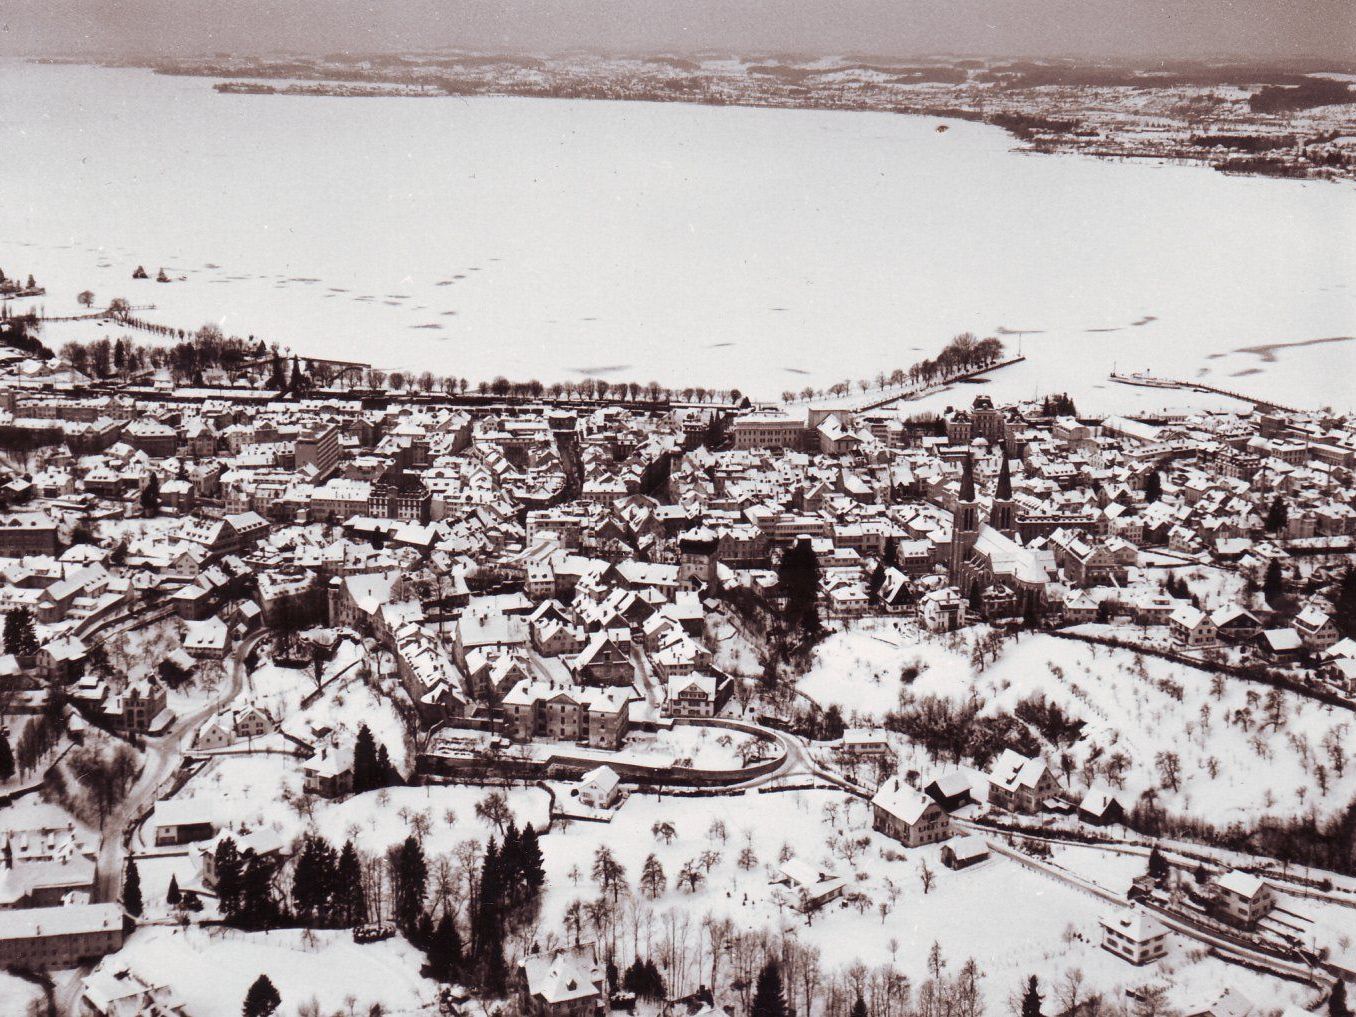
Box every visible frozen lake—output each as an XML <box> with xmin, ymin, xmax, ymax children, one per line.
<box><xmin>1</xmin><ymin>61</ymin><xmax>1354</xmax><ymax>407</ymax></box>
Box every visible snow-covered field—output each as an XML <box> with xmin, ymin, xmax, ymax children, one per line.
<box><xmin>531</xmin><ymin>790</ymin><xmax>1318</xmax><ymax>1013</ymax></box>
<box><xmin>312</xmin><ymin>784</ymin><xmax>551</xmax><ymax>857</ymax></box>
<box><xmin>145</xmin><ymin>754</ymin><xmax>307</xmax><ymax>850</ymax></box>
<box><xmin>801</xmin><ymin>621</ymin><xmax>1356</xmax><ymax>825</ymax></box>
<box><xmin>106</xmin><ymin>926</ymin><xmax>438</xmax><ymax>1017</ymax></box>
<box><xmin>4</xmin><ymin>61</ymin><xmax>1355</xmax><ymax>407</ymax></box>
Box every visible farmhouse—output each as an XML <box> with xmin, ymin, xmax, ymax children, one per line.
<box><xmin>871</xmin><ymin>778</ymin><xmax>952</xmax><ymax>847</ymax></box>
<box><xmin>923</xmin><ymin>772</ymin><xmax>974</xmax><ymax>812</ymax></box>
<box><xmin>986</xmin><ymin>749</ymin><xmax>1065</xmax><ymax>814</ymax></box>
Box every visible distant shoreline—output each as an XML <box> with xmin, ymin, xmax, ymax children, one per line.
<box><xmin>62</xmin><ymin>52</ymin><xmax>1356</xmax><ymax>185</ymax></box>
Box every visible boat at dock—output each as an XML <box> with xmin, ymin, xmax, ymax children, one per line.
<box><xmin>1109</xmin><ymin>368</ymin><xmax>1180</xmax><ymax>390</ymax></box>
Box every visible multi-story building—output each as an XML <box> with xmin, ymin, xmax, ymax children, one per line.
<box><xmin>0</xmin><ymin>903</ymin><xmax>125</xmax><ymax>968</ymax></box>
<box><xmin>1099</xmin><ymin>911</ymin><xmax>1169</xmax><ymax>965</ymax></box>
<box><xmin>500</xmin><ymin>679</ymin><xmax>629</xmax><ymax>749</ymax></box>
<box><xmin>294</xmin><ymin>424</ymin><xmax>340</xmax><ymax>479</ymax></box>
<box><xmin>0</xmin><ymin>512</ymin><xmax>60</xmax><ymax>556</ymax></box>
<box><xmin>731</xmin><ymin>414</ymin><xmax>807</xmax><ymax>451</ymax></box>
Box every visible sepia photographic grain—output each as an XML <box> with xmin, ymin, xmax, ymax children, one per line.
<box><xmin>0</xmin><ymin>2</ymin><xmax>1353</xmax><ymax>1016</ymax></box>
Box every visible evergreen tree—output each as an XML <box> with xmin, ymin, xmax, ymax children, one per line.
<box><xmin>0</xmin><ymin>729</ymin><xmax>13</xmax><ymax>783</ymax></box>
<box><xmin>292</xmin><ymin>835</ymin><xmax>337</xmax><ymax>926</ymax></box>
<box><xmin>377</xmin><ymin>743</ymin><xmax>395</xmax><ymax>785</ymax></box>
<box><xmin>821</xmin><ymin>703</ymin><xmax>846</xmax><ymax>740</ymax></box>
<box><xmin>1335</xmin><ymin>568</ymin><xmax>1356</xmax><ymax>638</ymax></box>
<box><xmin>1147</xmin><ymin>845</ymin><xmax>1170</xmax><ymax>882</ymax></box>
<box><xmin>776</xmin><ymin>537</ymin><xmax>821</xmax><ymax>644</ymax></box>
<box><xmin>167</xmin><ymin>873</ymin><xmax>181</xmax><ymax>907</ymax></box>
<box><xmin>519</xmin><ymin>824</ymin><xmax>546</xmax><ymax>896</ymax></box>
<box><xmin>480</xmin><ymin>924</ymin><xmax>507</xmax><ymax>994</ymax></box>
<box><xmin>427</xmin><ymin>911</ymin><xmax>464</xmax><ymax>981</ymax></box>
<box><xmin>140</xmin><ymin>472</ymin><xmax>161</xmax><ymax>517</ymax></box>
<box><xmin>123</xmin><ymin>858</ymin><xmax>143</xmax><ymax>917</ymax></box>
<box><xmin>393</xmin><ymin>835</ymin><xmax>427</xmax><ymax>933</ymax></box>
<box><xmin>643</xmin><ymin>959</ymin><xmax>664</xmax><ymax>1000</ymax></box>
<box><xmin>1265</xmin><ymin>496</ymin><xmax>1288</xmax><ymax>533</ymax></box>
<box><xmin>1263</xmin><ymin>561</ymin><xmax>1284</xmax><ymax>601</ymax></box>
<box><xmin>1020</xmin><ymin>976</ymin><xmax>1043</xmax><ymax>1017</ymax></box>
<box><xmin>353</xmin><ymin>724</ymin><xmax>379</xmax><ymax>794</ymax></box>
<box><xmin>868</xmin><ymin>558</ymin><xmax>886</xmax><ymax>596</ymax></box>
<box><xmin>501</xmin><ymin>822</ymin><xmax>522</xmax><ymax>905</ymax></box>
<box><xmin>415</xmin><ymin>909</ymin><xmax>435</xmax><ymax>950</ymax></box>
<box><xmin>215</xmin><ymin>837</ymin><xmax>243</xmax><ymax>921</ymax></box>
<box><xmin>242</xmin><ymin>974</ymin><xmax>282</xmax><ymax>1017</ymax></box>
<box><xmin>241</xmin><ymin>849</ymin><xmax>277</xmax><ymax>930</ymax></box>
<box><xmin>1330</xmin><ymin>980</ymin><xmax>1350</xmax><ymax>1017</ymax></box>
<box><xmin>336</xmin><ymin>840</ymin><xmax>366</xmax><ymax>926</ymax></box>
<box><xmin>1145</xmin><ymin>469</ymin><xmax>1163</xmax><ymax>503</ymax></box>
<box><xmin>851</xmin><ymin>996</ymin><xmax>868</xmax><ymax>1017</ymax></box>
<box><xmin>3</xmin><ymin>607</ymin><xmax>39</xmax><ymax>658</ymax></box>
<box><xmin>751</xmin><ymin>960</ymin><xmax>787</xmax><ymax>1017</ymax></box>
<box><xmin>473</xmin><ymin>839</ymin><xmax>501</xmax><ymax>956</ymax></box>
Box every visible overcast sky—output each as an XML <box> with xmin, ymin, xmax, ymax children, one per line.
<box><xmin>3</xmin><ymin>0</ymin><xmax>1353</xmax><ymax>62</ymax></box>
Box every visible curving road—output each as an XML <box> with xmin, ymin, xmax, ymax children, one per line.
<box><xmin>92</xmin><ymin>628</ymin><xmax>264</xmax><ymax>903</ymax></box>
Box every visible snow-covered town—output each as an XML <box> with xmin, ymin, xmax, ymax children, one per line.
<box><xmin>0</xmin><ymin>313</ymin><xmax>1353</xmax><ymax>1017</ymax></box>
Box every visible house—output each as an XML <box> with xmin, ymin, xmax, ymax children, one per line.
<box><xmin>194</xmin><ymin>713</ymin><xmax>235</xmax><ymax>751</ymax></box>
<box><xmin>919</xmin><ymin>587</ymin><xmax>965</xmax><ymax>632</ymax></box>
<box><xmin>1078</xmin><ymin>787</ymin><xmax>1127</xmax><ymax>826</ymax></box>
<box><xmin>1169</xmin><ymin>605</ymin><xmax>1217</xmax><ymax>648</ymax></box>
<box><xmin>777</xmin><ymin>859</ymin><xmax>846</xmax><ymax>911</ymax></box>
<box><xmin>1210</xmin><ymin>607</ymin><xmax>1262</xmax><ymax>644</ymax></box>
<box><xmin>923</xmin><ymin>772</ymin><xmax>974</xmax><ymax>812</ymax></box>
<box><xmin>0</xmin><ymin>902</ymin><xmax>125</xmax><ymax>969</ymax></box>
<box><xmin>1294</xmin><ymin>606</ymin><xmax>1339</xmax><ymax>651</ymax></box>
<box><xmin>303</xmin><ymin>744</ymin><xmax>355</xmax><ymax>798</ymax></box>
<box><xmin>1183</xmin><ymin>987</ymin><xmax>1256</xmax><ymax>1017</ymax></box>
<box><xmin>570</xmin><ymin>631</ymin><xmax>635</xmax><ymax>687</ymax></box>
<box><xmin>518</xmin><ymin>943</ymin><xmax>605</xmax><ymax>1017</ymax></box>
<box><xmin>871</xmin><ymin>778</ymin><xmax>952</xmax><ymax>847</ymax></box>
<box><xmin>576</xmin><ymin>765</ymin><xmax>621</xmax><ymax>810</ymax></box>
<box><xmin>940</xmin><ymin>836</ymin><xmax>989</xmax><ymax>870</ymax></box>
<box><xmin>183</xmin><ymin>616</ymin><xmax>231</xmax><ymax>660</ymax></box>
<box><xmin>151</xmin><ymin>798</ymin><xmax>217</xmax><ymax>847</ymax></box>
<box><xmin>1212</xmin><ymin>870</ymin><xmax>1274</xmax><ymax>927</ymax></box>
<box><xmin>196</xmin><ymin>826</ymin><xmax>286</xmax><ymax>889</ymax></box>
<box><xmin>232</xmin><ymin>703</ymin><xmax>274</xmax><ymax>741</ymax></box>
<box><xmin>1099</xmin><ymin>909</ymin><xmax>1169</xmax><ymax>965</ymax></box>
<box><xmin>0</xmin><ymin>854</ymin><xmax>97</xmax><ymax>909</ymax></box>
<box><xmin>81</xmin><ymin>964</ymin><xmax>188</xmax><ymax>1017</ymax></box>
<box><xmin>986</xmin><ymin>749</ymin><xmax>1064</xmax><ymax>814</ymax></box>
<box><xmin>667</xmin><ymin>672</ymin><xmax>721</xmax><ymax>718</ymax></box>
<box><xmin>113</xmin><ymin>679</ymin><xmax>169</xmax><ymax>735</ymax></box>
<box><xmin>839</xmin><ymin>729</ymin><xmax>892</xmax><ymax>757</ymax></box>
<box><xmin>1258</xmin><ymin>628</ymin><xmax>1303</xmax><ymax>661</ymax></box>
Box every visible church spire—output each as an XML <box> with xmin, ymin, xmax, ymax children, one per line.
<box><xmin>991</xmin><ymin>442</ymin><xmax>1016</xmax><ymax>536</ymax></box>
<box><xmin>959</xmin><ymin>452</ymin><xmax>976</xmax><ymax>503</ymax></box>
<box><xmin>996</xmin><ymin>445</ymin><xmax>1012</xmax><ymax>500</ymax></box>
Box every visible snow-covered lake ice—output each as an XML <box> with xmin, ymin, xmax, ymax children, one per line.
<box><xmin>2</xmin><ymin>61</ymin><xmax>1354</xmax><ymax>407</ymax></box>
